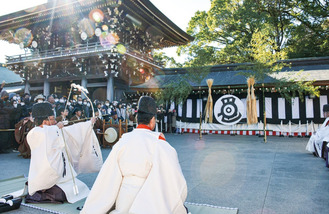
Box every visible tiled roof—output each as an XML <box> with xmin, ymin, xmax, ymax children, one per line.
<box><xmin>0</xmin><ymin>66</ymin><xmax>22</xmax><ymax>84</ymax></box>
<box><xmin>132</xmin><ymin>58</ymin><xmax>329</xmax><ymax>89</ymax></box>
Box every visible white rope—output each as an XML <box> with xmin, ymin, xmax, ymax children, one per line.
<box><xmin>185</xmin><ymin>201</ymin><xmax>239</xmax><ymax>210</ymax></box>
<box><xmin>22</xmin><ymin>203</ymin><xmax>63</xmax><ymax>214</ymax></box>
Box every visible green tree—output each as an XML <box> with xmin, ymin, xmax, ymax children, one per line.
<box><xmin>154</xmin><ymin>77</ymin><xmax>192</xmax><ymax>105</ymax></box>
<box><xmin>154</xmin><ymin>65</ymin><xmax>210</xmax><ymax>139</ymax></box>
<box><xmin>238</xmin><ymin>29</ymin><xmax>319</xmax><ymax>142</ymax></box>
<box><xmin>155</xmin><ymin>66</ymin><xmax>210</xmax><ymax>105</ymax></box>
<box><xmin>152</xmin><ymin>51</ymin><xmax>182</xmax><ymax>68</ymax></box>
<box><xmin>285</xmin><ymin>0</ymin><xmax>329</xmax><ymax>58</ymax></box>
<box><xmin>179</xmin><ymin>0</ymin><xmax>329</xmax><ymax>65</ymax></box>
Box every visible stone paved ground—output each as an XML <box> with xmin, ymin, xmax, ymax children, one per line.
<box><xmin>1</xmin><ymin>133</ymin><xmax>329</xmax><ymax>214</ymax></box>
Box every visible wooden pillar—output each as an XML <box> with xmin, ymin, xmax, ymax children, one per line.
<box><xmin>24</xmin><ymin>81</ymin><xmax>30</xmax><ymax>94</ymax></box>
<box><xmin>107</xmin><ymin>74</ymin><xmax>114</xmax><ymax>101</ymax></box>
<box><xmin>43</xmin><ymin>79</ymin><xmax>50</xmax><ymax>96</ymax></box>
<box><xmin>81</xmin><ymin>77</ymin><xmax>87</xmax><ymax>99</ymax></box>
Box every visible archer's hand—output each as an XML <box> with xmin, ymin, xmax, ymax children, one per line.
<box><xmin>23</xmin><ymin>118</ymin><xmax>29</xmax><ymax>125</ymax></box>
<box><xmin>91</xmin><ymin>117</ymin><xmax>96</xmax><ymax>125</ymax></box>
<box><xmin>57</xmin><ymin>122</ymin><xmax>64</xmax><ymax>129</ymax></box>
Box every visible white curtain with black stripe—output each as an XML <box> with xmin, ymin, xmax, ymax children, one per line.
<box><xmin>265</xmin><ymin>97</ymin><xmax>272</xmax><ymax>118</ymax></box>
<box><xmin>292</xmin><ymin>97</ymin><xmax>300</xmax><ymax>119</ymax></box>
<box><xmin>305</xmin><ymin>96</ymin><xmax>314</xmax><ymax>118</ymax></box>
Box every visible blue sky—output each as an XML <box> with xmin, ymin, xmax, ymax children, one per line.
<box><xmin>0</xmin><ymin>0</ymin><xmax>211</xmax><ymax>64</ymax></box>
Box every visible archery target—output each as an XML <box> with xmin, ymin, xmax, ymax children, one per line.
<box><xmin>214</xmin><ymin>95</ymin><xmax>244</xmax><ymax>125</ymax></box>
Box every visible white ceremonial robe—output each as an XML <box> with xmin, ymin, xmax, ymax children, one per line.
<box><xmin>27</xmin><ymin>121</ymin><xmax>103</xmax><ymax>203</ymax></box>
<box><xmin>81</xmin><ymin>127</ymin><xmax>187</xmax><ymax>214</ymax></box>
<box><xmin>306</xmin><ymin>117</ymin><xmax>329</xmax><ymax>157</ymax></box>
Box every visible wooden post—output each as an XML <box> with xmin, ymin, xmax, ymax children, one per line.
<box><xmin>262</xmin><ymin>84</ymin><xmax>267</xmax><ymax>143</ymax></box>
<box><xmin>125</xmin><ymin>119</ymin><xmax>128</xmax><ymax>133</ymax></box>
<box><xmin>102</xmin><ymin>119</ymin><xmax>106</xmax><ymax>147</ymax></box>
<box><xmin>119</xmin><ymin>120</ymin><xmax>122</xmax><ymax>138</ymax></box>
<box><xmin>199</xmin><ymin>110</ymin><xmax>202</xmax><ymax>139</ymax></box>
<box><xmin>199</xmin><ymin>88</ymin><xmax>202</xmax><ymax>140</ymax></box>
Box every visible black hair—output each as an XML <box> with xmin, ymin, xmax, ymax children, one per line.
<box><xmin>47</xmin><ymin>94</ymin><xmax>54</xmax><ymax>100</ymax></box>
<box><xmin>34</xmin><ymin>117</ymin><xmax>49</xmax><ymax>126</ymax></box>
<box><xmin>58</xmin><ymin>108</ymin><xmax>65</xmax><ymax>114</ymax></box>
<box><xmin>137</xmin><ymin>112</ymin><xmax>154</xmax><ymax>125</ymax></box>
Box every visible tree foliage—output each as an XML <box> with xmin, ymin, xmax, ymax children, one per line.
<box><xmin>154</xmin><ymin>76</ymin><xmax>192</xmax><ymax>104</ymax></box>
<box><xmin>238</xmin><ymin>29</ymin><xmax>319</xmax><ymax>101</ymax></box>
<box><xmin>237</xmin><ymin>28</ymin><xmax>287</xmax><ymax>80</ymax></box>
<box><xmin>185</xmin><ymin>66</ymin><xmax>211</xmax><ymax>86</ymax></box>
<box><xmin>152</xmin><ymin>51</ymin><xmax>182</xmax><ymax>68</ymax></box>
<box><xmin>179</xmin><ymin>0</ymin><xmax>329</xmax><ymax>65</ymax></box>
<box><xmin>155</xmin><ymin>66</ymin><xmax>211</xmax><ymax>105</ymax></box>
<box><xmin>155</xmin><ymin>0</ymin><xmax>326</xmax><ymax>104</ymax></box>
<box><xmin>275</xmin><ymin>71</ymin><xmax>320</xmax><ymax>102</ymax></box>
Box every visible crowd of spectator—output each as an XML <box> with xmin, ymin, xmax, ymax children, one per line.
<box><xmin>0</xmin><ymin>83</ymin><xmax>177</xmax><ymax>154</ymax></box>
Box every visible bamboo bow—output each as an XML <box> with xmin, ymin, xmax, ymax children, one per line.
<box><xmin>61</xmin><ymin>83</ymin><xmax>96</xmax><ymax>195</ymax></box>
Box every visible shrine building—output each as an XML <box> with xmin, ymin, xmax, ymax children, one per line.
<box><xmin>0</xmin><ymin>0</ymin><xmax>193</xmax><ymax>100</ymax></box>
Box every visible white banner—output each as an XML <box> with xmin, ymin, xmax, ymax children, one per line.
<box><xmin>265</xmin><ymin>97</ymin><xmax>272</xmax><ymax>118</ymax></box>
<box><xmin>305</xmin><ymin>97</ymin><xmax>314</xmax><ymax>118</ymax></box>
<box><xmin>278</xmin><ymin>98</ymin><xmax>286</xmax><ymax>119</ymax></box>
<box><xmin>196</xmin><ymin>99</ymin><xmax>202</xmax><ymax>118</ymax></box>
<box><xmin>186</xmin><ymin>99</ymin><xmax>192</xmax><ymax>118</ymax></box>
<box><xmin>292</xmin><ymin>97</ymin><xmax>300</xmax><ymax>119</ymax></box>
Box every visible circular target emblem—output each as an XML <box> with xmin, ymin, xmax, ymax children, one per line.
<box><xmin>214</xmin><ymin>95</ymin><xmax>244</xmax><ymax>125</ymax></box>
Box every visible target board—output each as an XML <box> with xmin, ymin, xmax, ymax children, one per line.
<box><xmin>214</xmin><ymin>95</ymin><xmax>244</xmax><ymax>125</ymax></box>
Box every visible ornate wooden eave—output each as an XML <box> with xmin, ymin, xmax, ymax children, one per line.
<box><xmin>0</xmin><ymin>0</ymin><xmax>193</xmax><ymax>87</ymax></box>
<box><xmin>0</xmin><ymin>0</ymin><xmax>193</xmax><ymax>48</ymax></box>
<box><xmin>123</xmin><ymin>0</ymin><xmax>194</xmax><ymax>47</ymax></box>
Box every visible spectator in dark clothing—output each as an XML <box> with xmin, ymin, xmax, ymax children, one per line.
<box><xmin>14</xmin><ymin>108</ymin><xmax>34</xmax><ymax>158</ymax></box>
<box><xmin>82</xmin><ymin>99</ymin><xmax>91</xmax><ymax>118</ymax></box>
<box><xmin>76</xmin><ymin>96</ymin><xmax>83</xmax><ymax>108</ymax></box>
<box><xmin>157</xmin><ymin>106</ymin><xmax>165</xmax><ymax>133</ymax></box>
<box><xmin>55</xmin><ymin>96</ymin><xmax>66</xmax><ymax>116</ymax></box>
<box><xmin>172</xmin><ymin>109</ymin><xmax>177</xmax><ymax>133</ymax></box>
<box><xmin>0</xmin><ymin>90</ymin><xmax>14</xmax><ymax>153</ymax></box>
<box><xmin>167</xmin><ymin>109</ymin><xmax>173</xmax><ymax>133</ymax></box>
<box><xmin>102</xmin><ymin>100</ymin><xmax>112</xmax><ymax>121</ymax></box>
<box><xmin>47</xmin><ymin>94</ymin><xmax>57</xmax><ymax>117</ymax></box>
<box><xmin>9</xmin><ymin>100</ymin><xmax>22</xmax><ymax>152</ymax></box>
<box><xmin>22</xmin><ymin>93</ymin><xmax>32</xmax><ymax>111</ymax></box>
<box><xmin>20</xmin><ymin>100</ymin><xmax>29</xmax><ymax>119</ymax></box>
